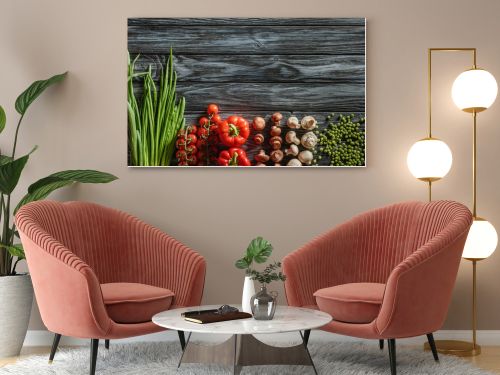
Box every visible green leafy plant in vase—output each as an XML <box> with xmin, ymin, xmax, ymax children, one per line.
<box><xmin>235</xmin><ymin>237</ymin><xmax>286</xmax><ymax>319</ymax></box>
<box><xmin>0</xmin><ymin>72</ymin><xmax>117</xmax><ymax>358</ymax></box>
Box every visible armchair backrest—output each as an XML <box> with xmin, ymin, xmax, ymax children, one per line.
<box><xmin>283</xmin><ymin>200</ymin><xmax>472</xmax><ymax>308</ymax></box>
<box><xmin>16</xmin><ymin>200</ymin><xmax>131</xmax><ymax>283</ymax></box>
<box><xmin>346</xmin><ymin>200</ymin><xmax>470</xmax><ymax>284</ymax></box>
<box><xmin>342</xmin><ymin>201</ymin><xmax>422</xmax><ymax>283</ymax></box>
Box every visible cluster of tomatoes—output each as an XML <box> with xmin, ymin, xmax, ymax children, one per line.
<box><xmin>175</xmin><ymin>126</ymin><xmax>198</xmax><ymax>166</ymax></box>
<box><xmin>176</xmin><ymin>104</ymin><xmax>252</xmax><ymax>166</ymax></box>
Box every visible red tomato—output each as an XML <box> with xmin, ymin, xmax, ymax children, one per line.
<box><xmin>197</xmin><ymin>127</ymin><xmax>209</xmax><ymax>140</ymax></box>
<box><xmin>211</xmin><ymin>114</ymin><xmax>222</xmax><ymax>124</ymax></box>
<box><xmin>186</xmin><ymin>134</ymin><xmax>197</xmax><ymax>145</ymax></box>
<box><xmin>198</xmin><ymin>117</ymin><xmax>210</xmax><ymax>127</ymax></box>
<box><xmin>207</xmin><ymin>103</ymin><xmax>219</xmax><ymax>116</ymax></box>
<box><xmin>196</xmin><ymin>138</ymin><xmax>207</xmax><ymax>149</ymax></box>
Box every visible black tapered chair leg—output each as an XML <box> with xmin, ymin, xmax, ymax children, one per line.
<box><xmin>177</xmin><ymin>330</ymin><xmax>186</xmax><ymax>350</ymax></box>
<box><xmin>90</xmin><ymin>339</ymin><xmax>99</xmax><ymax>375</ymax></box>
<box><xmin>48</xmin><ymin>333</ymin><xmax>62</xmax><ymax>363</ymax></box>
<box><xmin>105</xmin><ymin>339</ymin><xmax>110</xmax><ymax>350</ymax></box>
<box><xmin>379</xmin><ymin>339</ymin><xmax>384</xmax><ymax>350</ymax></box>
<box><xmin>303</xmin><ymin>329</ymin><xmax>311</xmax><ymax>347</ymax></box>
<box><xmin>388</xmin><ymin>339</ymin><xmax>396</xmax><ymax>375</ymax></box>
<box><xmin>426</xmin><ymin>333</ymin><xmax>439</xmax><ymax>362</ymax></box>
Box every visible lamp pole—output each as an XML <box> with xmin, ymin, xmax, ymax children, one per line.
<box><xmin>423</xmin><ymin>47</ymin><xmax>484</xmax><ymax>357</ymax></box>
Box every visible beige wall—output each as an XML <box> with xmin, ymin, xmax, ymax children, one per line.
<box><xmin>1</xmin><ymin>0</ymin><xmax>500</xmax><ymax>331</ymax></box>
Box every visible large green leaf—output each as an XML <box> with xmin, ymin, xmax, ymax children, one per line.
<box><xmin>28</xmin><ymin>170</ymin><xmax>117</xmax><ymax>193</ymax></box>
<box><xmin>15</xmin><ymin>72</ymin><xmax>67</xmax><ymax>115</ymax></box>
<box><xmin>235</xmin><ymin>258</ymin><xmax>250</xmax><ymax>270</ymax></box>
<box><xmin>17</xmin><ymin>180</ymin><xmax>73</xmax><ymax>210</ymax></box>
<box><xmin>15</xmin><ymin>169</ymin><xmax>117</xmax><ymax>213</ymax></box>
<box><xmin>0</xmin><ymin>105</ymin><xmax>5</xmax><ymax>134</ymax></box>
<box><xmin>245</xmin><ymin>237</ymin><xmax>273</xmax><ymax>264</ymax></box>
<box><xmin>0</xmin><ymin>148</ymin><xmax>37</xmax><ymax>194</ymax></box>
<box><xmin>0</xmin><ymin>244</ymin><xmax>25</xmax><ymax>260</ymax></box>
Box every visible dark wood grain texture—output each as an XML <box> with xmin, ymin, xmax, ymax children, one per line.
<box><xmin>132</xmin><ymin>82</ymin><xmax>364</xmax><ymax>112</ymax></box>
<box><xmin>135</xmin><ymin>54</ymin><xmax>365</xmax><ymax>83</ymax></box>
<box><xmin>128</xmin><ymin>26</ymin><xmax>365</xmax><ymax>55</ymax></box>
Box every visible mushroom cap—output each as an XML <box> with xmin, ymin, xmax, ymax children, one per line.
<box><xmin>287</xmin><ymin>116</ymin><xmax>300</xmax><ymax>129</ymax></box>
<box><xmin>270</xmin><ymin>126</ymin><xmax>282</xmax><ymax>136</ymax></box>
<box><xmin>285</xmin><ymin>131</ymin><xmax>300</xmax><ymax>145</ymax></box>
<box><xmin>301</xmin><ymin>115</ymin><xmax>317</xmax><ymax>130</ymax></box>
<box><xmin>253</xmin><ymin>133</ymin><xmax>265</xmax><ymax>144</ymax></box>
<box><xmin>272</xmin><ymin>112</ymin><xmax>283</xmax><ymax>123</ymax></box>
<box><xmin>301</xmin><ymin>131</ymin><xmax>318</xmax><ymax>149</ymax></box>
<box><xmin>298</xmin><ymin>150</ymin><xmax>314</xmax><ymax>164</ymax></box>
<box><xmin>285</xmin><ymin>144</ymin><xmax>299</xmax><ymax>156</ymax></box>
<box><xmin>287</xmin><ymin>158</ymin><xmax>302</xmax><ymax>166</ymax></box>
<box><xmin>252</xmin><ymin>116</ymin><xmax>266</xmax><ymax>131</ymax></box>
<box><xmin>270</xmin><ymin>149</ymin><xmax>284</xmax><ymax>162</ymax></box>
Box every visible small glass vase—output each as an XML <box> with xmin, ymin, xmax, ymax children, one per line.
<box><xmin>250</xmin><ymin>285</ymin><xmax>278</xmax><ymax>320</ymax></box>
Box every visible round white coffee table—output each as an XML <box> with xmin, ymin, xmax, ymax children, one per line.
<box><xmin>153</xmin><ymin>305</ymin><xmax>332</xmax><ymax>374</ymax></box>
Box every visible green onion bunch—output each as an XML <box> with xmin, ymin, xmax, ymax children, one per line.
<box><xmin>127</xmin><ymin>49</ymin><xmax>185</xmax><ymax>166</ymax></box>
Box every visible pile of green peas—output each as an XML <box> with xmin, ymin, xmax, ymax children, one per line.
<box><xmin>315</xmin><ymin>113</ymin><xmax>365</xmax><ymax>166</ymax></box>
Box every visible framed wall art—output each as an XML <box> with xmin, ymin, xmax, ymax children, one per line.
<box><xmin>128</xmin><ymin>18</ymin><xmax>366</xmax><ymax>167</ymax></box>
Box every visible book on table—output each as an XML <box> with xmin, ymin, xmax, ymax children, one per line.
<box><xmin>182</xmin><ymin>309</ymin><xmax>252</xmax><ymax>324</ymax></box>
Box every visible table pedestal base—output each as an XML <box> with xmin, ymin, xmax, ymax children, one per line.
<box><xmin>178</xmin><ymin>332</ymin><xmax>317</xmax><ymax>374</ymax></box>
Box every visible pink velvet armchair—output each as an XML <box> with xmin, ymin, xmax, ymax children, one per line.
<box><xmin>16</xmin><ymin>200</ymin><xmax>206</xmax><ymax>375</ymax></box>
<box><xmin>283</xmin><ymin>200</ymin><xmax>472</xmax><ymax>375</ymax></box>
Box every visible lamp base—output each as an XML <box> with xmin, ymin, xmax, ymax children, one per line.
<box><xmin>423</xmin><ymin>340</ymin><xmax>481</xmax><ymax>357</ymax></box>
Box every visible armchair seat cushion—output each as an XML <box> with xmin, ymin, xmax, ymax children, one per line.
<box><xmin>101</xmin><ymin>283</ymin><xmax>174</xmax><ymax>324</ymax></box>
<box><xmin>314</xmin><ymin>283</ymin><xmax>385</xmax><ymax>324</ymax></box>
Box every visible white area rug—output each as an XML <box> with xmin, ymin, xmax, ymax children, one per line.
<box><xmin>0</xmin><ymin>341</ymin><xmax>494</xmax><ymax>374</ymax></box>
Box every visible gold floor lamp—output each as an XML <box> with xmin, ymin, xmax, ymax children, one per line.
<box><xmin>407</xmin><ymin>48</ymin><xmax>498</xmax><ymax>356</ymax></box>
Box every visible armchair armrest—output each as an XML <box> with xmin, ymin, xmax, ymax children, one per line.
<box><xmin>17</xmin><ymin>230</ymin><xmax>111</xmax><ymax>339</ymax></box>
<box><xmin>376</xmin><ymin>227</ymin><xmax>470</xmax><ymax>338</ymax></box>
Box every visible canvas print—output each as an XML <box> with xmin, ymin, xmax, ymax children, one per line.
<box><xmin>127</xmin><ymin>18</ymin><xmax>366</xmax><ymax>167</ymax></box>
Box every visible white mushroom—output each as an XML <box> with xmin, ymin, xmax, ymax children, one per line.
<box><xmin>285</xmin><ymin>144</ymin><xmax>299</xmax><ymax>157</ymax></box>
<box><xmin>301</xmin><ymin>115</ymin><xmax>317</xmax><ymax>130</ymax></box>
<box><xmin>287</xmin><ymin>158</ymin><xmax>302</xmax><ymax>166</ymax></box>
<box><xmin>298</xmin><ymin>150</ymin><xmax>314</xmax><ymax>165</ymax></box>
<box><xmin>270</xmin><ymin>150</ymin><xmax>284</xmax><ymax>163</ymax></box>
<box><xmin>285</xmin><ymin>131</ymin><xmax>300</xmax><ymax>145</ymax></box>
<box><xmin>301</xmin><ymin>131</ymin><xmax>318</xmax><ymax>150</ymax></box>
<box><xmin>287</xmin><ymin>116</ymin><xmax>301</xmax><ymax>129</ymax></box>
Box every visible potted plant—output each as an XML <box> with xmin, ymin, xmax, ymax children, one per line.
<box><xmin>235</xmin><ymin>237</ymin><xmax>273</xmax><ymax>313</ymax></box>
<box><xmin>235</xmin><ymin>237</ymin><xmax>286</xmax><ymax>319</ymax></box>
<box><xmin>0</xmin><ymin>72</ymin><xmax>117</xmax><ymax>358</ymax></box>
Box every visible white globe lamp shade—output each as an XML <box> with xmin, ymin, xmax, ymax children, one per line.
<box><xmin>452</xmin><ymin>69</ymin><xmax>498</xmax><ymax>113</ymax></box>
<box><xmin>407</xmin><ymin>138</ymin><xmax>453</xmax><ymax>181</ymax></box>
<box><xmin>462</xmin><ymin>218</ymin><xmax>498</xmax><ymax>259</ymax></box>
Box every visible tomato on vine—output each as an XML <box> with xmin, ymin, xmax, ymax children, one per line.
<box><xmin>207</xmin><ymin>103</ymin><xmax>219</xmax><ymax>116</ymax></box>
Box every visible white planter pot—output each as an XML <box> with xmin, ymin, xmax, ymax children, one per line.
<box><xmin>0</xmin><ymin>274</ymin><xmax>33</xmax><ymax>358</ymax></box>
<box><xmin>241</xmin><ymin>276</ymin><xmax>255</xmax><ymax>313</ymax></box>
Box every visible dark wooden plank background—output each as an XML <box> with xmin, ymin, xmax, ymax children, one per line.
<box><xmin>128</xmin><ymin>18</ymin><xmax>366</xmax><ymax>166</ymax></box>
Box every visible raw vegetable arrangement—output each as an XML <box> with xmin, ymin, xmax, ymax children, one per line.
<box><xmin>174</xmin><ymin>104</ymin><xmax>365</xmax><ymax>167</ymax></box>
<box><xmin>128</xmin><ymin>50</ymin><xmax>365</xmax><ymax>167</ymax></box>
